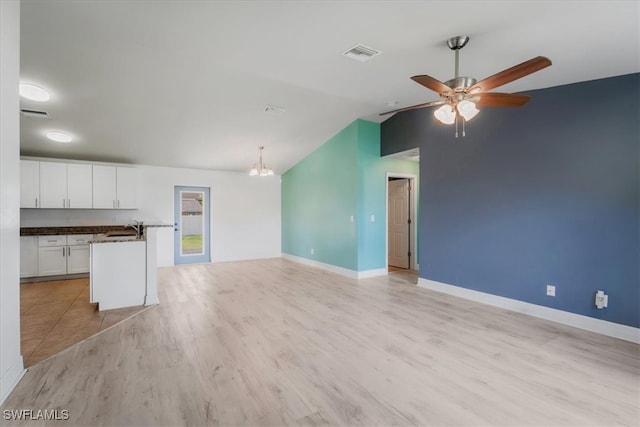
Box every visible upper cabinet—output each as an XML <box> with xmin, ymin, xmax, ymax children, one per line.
<box><xmin>116</xmin><ymin>167</ymin><xmax>138</xmax><ymax>209</ymax></box>
<box><xmin>67</xmin><ymin>164</ymin><xmax>93</xmax><ymax>208</ymax></box>
<box><xmin>92</xmin><ymin>165</ymin><xmax>138</xmax><ymax>209</ymax></box>
<box><xmin>92</xmin><ymin>165</ymin><xmax>116</xmax><ymax>208</ymax></box>
<box><xmin>39</xmin><ymin>161</ymin><xmax>92</xmax><ymax>209</ymax></box>
<box><xmin>20</xmin><ymin>160</ymin><xmax>40</xmax><ymax>208</ymax></box>
<box><xmin>21</xmin><ymin>159</ymin><xmax>138</xmax><ymax>210</ymax></box>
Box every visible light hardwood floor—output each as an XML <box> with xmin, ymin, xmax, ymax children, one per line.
<box><xmin>3</xmin><ymin>259</ymin><xmax>639</xmax><ymax>426</ymax></box>
<box><xmin>20</xmin><ymin>278</ymin><xmax>148</xmax><ymax>367</ymax></box>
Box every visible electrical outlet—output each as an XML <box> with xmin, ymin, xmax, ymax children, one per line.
<box><xmin>546</xmin><ymin>284</ymin><xmax>556</xmax><ymax>297</ymax></box>
<box><xmin>595</xmin><ymin>290</ymin><xmax>608</xmax><ymax>309</ymax></box>
<box><xmin>370</xmin><ymin>214</ymin><xmax>375</xmax><ymax>222</ymax></box>
<box><xmin>310</xmin><ymin>248</ymin><xmax>314</xmax><ymax>255</ymax></box>
<box><xmin>350</xmin><ymin>215</ymin><xmax>354</xmax><ymax>223</ymax></box>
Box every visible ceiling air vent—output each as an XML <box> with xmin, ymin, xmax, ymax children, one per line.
<box><xmin>264</xmin><ymin>104</ymin><xmax>286</xmax><ymax>115</ymax></box>
<box><xmin>21</xmin><ymin>108</ymin><xmax>51</xmax><ymax>119</ymax></box>
<box><xmin>342</xmin><ymin>44</ymin><xmax>381</xmax><ymax>62</ymax></box>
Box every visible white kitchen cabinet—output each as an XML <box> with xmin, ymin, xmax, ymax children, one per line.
<box><xmin>67</xmin><ymin>245</ymin><xmax>90</xmax><ymax>274</ymax></box>
<box><xmin>20</xmin><ymin>160</ymin><xmax>40</xmax><ymax>208</ymax></box>
<box><xmin>92</xmin><ymin>165</ymin><xmax>116</xmax><ymax>208</ymax></box>
<box><xmin>116</xmin><ymin>167</ymin><xmax>138</xmax><ymax>209</ymax></box>
<box><xmin>39</xmin><ymin>162</ymin><xmax>67</xmax><ymax>208</ymax></box>
<box><xmin>92</xmin><ymin>165</ymin><xmax>138</xmax><ymax>209</ymax></box>
<box><xmin>66</xmin><ymin>164</ymin><xmax>93</xmax><ymax>208</ymax></box>
<box><xmin>67</xmin><ymin>234</ymin><xmax>92</xmax><ymax>274</ymax></box>
<box><xmin>20</xmin><ymin>236</ymin><xmax>38</xmax><ymax>278</ymax></box>
<box><xmin>39</xmin><ymin>161</ymin><xmax>92</xmax><ymax>209</ymax></box>
<box><xmin>34</xmin><ymin>234</ymin><xmax>92</xmax><ymax>277</ymax></box>
<box><xmin>38</xmin><ymin>236</ymin><xmax>68</xmax><ymax>276</ymax></box>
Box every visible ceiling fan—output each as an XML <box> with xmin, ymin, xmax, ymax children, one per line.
<box><xmin>381</xmin><ymin>35</ymin><xmax>552</xmax><ymax>137</ymax></box>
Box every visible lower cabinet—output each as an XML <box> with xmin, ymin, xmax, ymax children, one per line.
<box><xmin>66</xmin><ymin>234</ymin><xmax>92</xmax><ymax>274</ymax></box>
<box><xmin>38</xmin><ymin>242</ymin><xmax>68</xmax><ymax>276</ymax></box>
<box><xmin>20</xmin><ymin>236</ymin><xmax>39</xmax><ymax>278</ymax></box>
<box><xmin>68</xmin><ymin>244</ymin><xmax>90</xmax><ymax>274</ymax></box>
<box><xmin>21</xmin><ymin>234</ymin><xmax>93</xmax><ymax>278</ymax></box>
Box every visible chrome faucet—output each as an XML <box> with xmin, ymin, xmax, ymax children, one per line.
<box><xmin>126</xmin><ymin>220</ymin><xmax>144</xmax><ymax>238</ymax></box>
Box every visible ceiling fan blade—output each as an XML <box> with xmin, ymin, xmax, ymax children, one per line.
<box><xmin>474</xmin><ymin>92</ymin><xmax>531</xmax><ymax>107</ymax></box>
<box><xmin>467</xmin><ymin>56</ymin><xmax>552</xmax><ymax>93</ymax></box>
<box><xmin>411</xmin><ymin>75</ymin><xmax>452</xmax><ymax>95</ymax></box>
<box><xmin>380</xmin><ymin>100</ymin><xmax>445</xmax><ymax>116</ymax></box>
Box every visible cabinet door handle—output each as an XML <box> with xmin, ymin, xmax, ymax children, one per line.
<box><xmin>35</xmin><ymin>197</ymin><xmax>38</xmax><ymax>208</ymax></box>
<box><xmin>67</xmin><ymin>246</ymin><xmax>70</xmax><ymax>256</ymax></box>
<box><xmin>117</xmin><ymin>199</ymin><xmax>120</xmax><ymax>208</ymax></box>
<box><xmin>62</xmin><ymin>247</ymin><xmax>65</xmax><ymax>257</ymax></box>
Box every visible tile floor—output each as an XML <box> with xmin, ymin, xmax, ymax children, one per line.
<box><xmin>20</xmin><ymin>278</ymin><xmax>147</xmax><ymax>367</ymax></box>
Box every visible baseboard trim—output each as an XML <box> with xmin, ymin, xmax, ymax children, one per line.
<box><xmin>417</xmin><ymin>278</ymin><xmax>640</xmax><ymax>344</ymax></box>
<box><xmin>0</xmin><ymin>355</ymin><xmax>25</xmax><ymax>405</ymax></box>
<box><xmin>357</xmin><ymin>268</ymin><xmax>388</xmax><ymax>279</ymax></box>
<box><xmin>281</xmin><ymin>254</ymin><xmax>387</xmax><ymax>279</ymax></box>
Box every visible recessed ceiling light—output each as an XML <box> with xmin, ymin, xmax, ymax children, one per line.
<box><xmin>46</xmin><ymin>131</ymin><xmax>72</xmax><ymax>143</ymax></box>
<box><xmin>19</xmin><ymin>83</ymin><xmax>50</xmax><ymax>102</ymax></box>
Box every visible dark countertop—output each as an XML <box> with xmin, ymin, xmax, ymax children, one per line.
<box><xmin>20</xmin><ymin>225</ymin><xmax>131</xmax><ymax>236</ymax></box>
<box><xmin>20</xmin><ymin>224</ymin><xmax>173</xmax><ymax>236</ymax></box>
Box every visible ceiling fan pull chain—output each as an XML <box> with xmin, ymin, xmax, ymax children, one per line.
<box><xmin>462</xmin><ymin>116</ymin><xmax>466</xmax><ymax>137</ymax></box>
<box><xmin>455</xmin><ymin>114</ymin><xmax>459</xmax><ymax>138</ymax></box>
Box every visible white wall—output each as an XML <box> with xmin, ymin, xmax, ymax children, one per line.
<box><xmin>21</xmin><ymin>163</ymin><xmax>282</xmax><ymax>266</ymax></box>
<box><xmin>1</xmin><ymin>0</ymin><xmax>25</xmax><ymax>404</ymax></box>
<box><xmin>137</xmin><ymin>164</ymin><xmax>281</xmax><ymax>264</ymax></box>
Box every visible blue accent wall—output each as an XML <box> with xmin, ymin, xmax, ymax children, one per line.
<box><xmin>381</xmin><ymin>73</ymin><xmax>640</xmax><ymax>328</ymax></box>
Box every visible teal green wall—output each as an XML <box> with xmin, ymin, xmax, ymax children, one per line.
<box><xmin>282</xmin><ymin>119</ymin><xmax>419</xmax><ymax>272</ymax></box>
<box><xmin>281</xmin><ymin>121</ymin><xmax>358</xmax><ymax>270</ymax></box>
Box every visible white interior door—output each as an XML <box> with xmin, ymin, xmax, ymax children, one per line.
<box><xmin>388</xmin><ymin>178</ymin><xmax>410</xmax><ymax>269</ymax></box>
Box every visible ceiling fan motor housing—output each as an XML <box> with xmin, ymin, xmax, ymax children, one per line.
<box><xmin>445</xmin><ymin>76</ymin><xmax>476</xmax><ymax>92</ymax></box>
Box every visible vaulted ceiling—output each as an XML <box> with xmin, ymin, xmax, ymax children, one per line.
<box><xmin>19</xmin><ymin>1</ymin><xmax>639</xmax><ymax>174</ymax></box>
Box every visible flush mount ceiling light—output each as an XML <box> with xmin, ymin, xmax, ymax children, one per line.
<box><xmin>19</xmin><ymin>83</ymin><xmax>50</xmax><ymax>102</ymax></box>
<box><xmin>381</xmin><ymin>35</ymin><xmax>552</xmax><ymax>137</ymax></box>
<box><xmin>46</xmin><ymin>131</ymin><xmax>72</xmax><ymax>143</ymax></box>
<box><xmin>249</xmin><ymin>146</ymin><xmax>274</xmax><ymax>177</ymax></box>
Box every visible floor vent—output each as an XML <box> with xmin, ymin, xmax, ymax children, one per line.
<box><xmin>342</xmin><ymin>44</ymin><xmax>381</xmax><ymax>62</ymax></box>
<box><xmin>21</xmin><ymin>109</ymin><xmax>51</xmax><ymax>119</ymax></box>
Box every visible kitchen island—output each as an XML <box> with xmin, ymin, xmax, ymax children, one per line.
<box><xmin>90</xmin><ymin>235</ymin><xmax>146</xmax><ymax>310</ymax></box>
<box><xmin>90</xmin><ymin>224</ymin><xmax>170</xmax><ymax>311</ymax></box>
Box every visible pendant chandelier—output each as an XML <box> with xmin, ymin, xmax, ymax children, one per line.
<box><xmin>249</xmin><ymin>146</ymin><xmax>274</xmax><ymax>176</ymax></box>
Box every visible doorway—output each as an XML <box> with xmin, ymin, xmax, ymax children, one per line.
<box><xmin>387</xmin><ymin>175</ymin><xmax>417</xmax><ymax>271</ymax></box>
<box><xmin>174</xmin><ymin>186</ymin><xmax>211</xmax><ymax>264</ymax></box>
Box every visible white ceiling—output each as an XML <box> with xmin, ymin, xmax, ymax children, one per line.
<box><xmin>19</xmin><ymin>1</ymin><xmax>639</xmax><ymax>174</ymax></box>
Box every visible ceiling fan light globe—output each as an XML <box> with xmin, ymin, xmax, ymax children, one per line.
<box><xmin>460</xmin><ymin>108</ymin><xmax>479</xmax><ymax>121</ymax></box>
<box><xmin>457</xmin><ymin>100</ymin><xmax>479</xmax><ymax>121</ymax></box>
<box><xmin>434</xmin><ymin>105</ymin><xmax>456</xmax><ymax>124</ymax></box>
